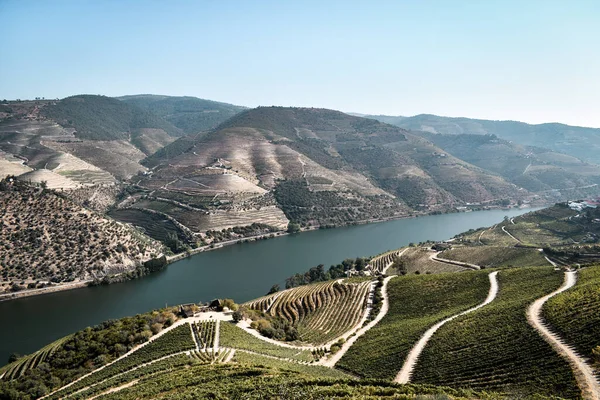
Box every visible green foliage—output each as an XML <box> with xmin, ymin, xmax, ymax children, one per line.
<box><xmin>218</xmin><ymin>322</ymin><xmax>313</xmax><ymax>362</ymax></box>
<box><xmin>543</xmin><ymin>265</ymin><xmax>600</xmax><ymax>371</ymax></box>
<box><xmin>119</xmin><ymin>95</ymin><xmax>246</xmax><ymax>134</ymax></box>
<box><xmin>337</xmin><ymin>271</ymin><xmax>490</xmax><ymax>379</ymax></box>
<box><xmin>42</xmin><ymin>95</ymin><xmax>182</xmax><ymax>141</ymax></box>
<box><xmin>284</xmin><ymin>257</ymin><xmax>369</xmax><ymax>289</ymax></box>
<box><xmin>411</xmin><ymin>267</ymin><xmax>580</xmax><ymax>399</ymax></box>
<box><xmin>85</xmin><ymin>363</ymin><xmax>500</xmax><ymax>400</ymax></box>
<box><xmin>0</xmin><ymin>309</ymin><xmax>180</xmax><ymax>399</ymax></box>
<box><xmin>232</xmin><ymin>351</ymin><xmax>349</xmax><ymax>379</ymax></box>
<box><xmin>65</xmin><ymin>354</ymin><xmax>193</xmax><ymax>400</ymax></box>
<box><xmin>45</xmin><ymin>323</ymin><xmax>195</xmax><ymax>399</ymax></box>
<box><xmin>286</xmin><ymin>221</ymin><xmax>301</xmax><ymax>233</ymax></box>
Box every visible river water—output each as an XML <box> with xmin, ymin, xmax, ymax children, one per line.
<box><xmin>0</xmin><ymin>208</ymin><xmax>537</xmax><ymax>366</ymax></box>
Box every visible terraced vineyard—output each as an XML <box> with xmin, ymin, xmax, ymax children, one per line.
<box><xmin>337</xmin><ymin>271</ymin><xmax>490</xmax><ymax>379</ymax></box>
<box><xmin>245</xmin><ymin>280</ymin><xmax>372</xmax><ymax>345</ymax></box>
<box><xmin>189</xmin><ymin>348</ymin><xmax>233</xmax><ymax>364</ymax></box>
<box><xmin>218</xmin><ymin>322</ymin><xmax>313</xmax><ymax>362</ymax></box>
<box><xmin>45</xmin><ymin>324</ymin><xmax>196</xmax><ymax>399</ymax></box>
<box><xmin>393</xmin><ymin>247</ymin><xmax>466</xmax><ymax>274</ymax></box>
<box><xmin>439</xmin><ymin>246</ymin><xmax>549</xmax><ymax>268</ymax></box>
<box><xmin>543</xmin><ymin>265</ymin><xmax>600</xmax><ymax>376</ymax></box>
<box><xmin>368</xmin><ymin>250</ymin><xmax>401</xmax><ymax>273</ymax></box>
<box><xmin>0</xmin><ymin>335</ymin><xmax>71</xmax><ymax>380</ymax></box>
<box><xmin>64</xmin><ymin>354</ymin><xmax>192</xmax><ymax>400</ymax></box>
<box><xmin>410</xmin><ymin>267</ymin><xmax>580</xmax><ymax>399</ymax></box>
<box><xmin>232</xmin><ymin>351</ymin><xmax>349</xmax><ymax>379</ymax></box>
<box><xmin>192</xmin><ymin>321</ymin><xmax>216</xmax><ymax>350</ymax></box>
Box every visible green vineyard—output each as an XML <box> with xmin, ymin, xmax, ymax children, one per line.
<box><xmin>410</xmin><ymin>267</ymin><xmax>580</xmax><ymax>399</ymax></box>
<box><xmin>368</xmin><ymin>250</ymin><xmax>401</xmax><ymax>273</ymax></box>
<box><xmin>192</xmin><ymin>321</ymin><xmax>216</xmax><ymax>350</ymax></box>
<box><xmin>337</xmin><ymin>271</ymin><xmax>490</xmax><ymax>379</ymax></box>
<box><xmin>0</xmin><ymin>335</ymin><xmax>71</xmax><ymax>381</ymax></box>
<box><xmin>45</xmin><ymin>323</ymin><xmax>196</xmax><ymax>399</ymax></box>
<box><xmin>245</xmin><ymin>280</ymin><xmax>372</xmax><ymax>345</ymax></box>
<box><xmin>543</xmin><ymin>265</ymin><xmax>600</xmax><ymax>375</ymax></box>
<box><xmin>218</xmin><ymin>322</ymin><xmax>314</xmax><ymax>362</ymax></box>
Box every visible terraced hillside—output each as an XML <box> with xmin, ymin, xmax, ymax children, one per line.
<box><xmin>244</xmin><ymin>280</ymin><xmax>372</xmax><ymax>345</ymax></box>
<box><xmin>543</xmin><ymin>265</ymin><xmax>600</xmax><ymax>377</ymax></box>
<box><xmin>417</xmin><ymin>132</ymin><xmax>600</xmax><ymax>195</ymax></box>
<box><xmin>458</xmin><ymin>204</ymin><xmax>600</xmax><ymax>266</ymax></box>
<box><xmin>337</xmin><ymin>271</ymin><xmax>490</xmax><ymax>379</ymax></box>
<box><xmin>439</xmin><ymin>246</ymin><xmax>549</xmax><ymax>268</ymax></box>
<box><xmin>410</xmin><ymin>267</ymin><xmax>580</xmax><ymax>398</ymax></box>
<box><xmin>0</xmin><ymin>179</ymin><xmax>163</xmax><ymax>295</ymax></box>
<box><xmin>368</xmin><ymin>113</ymin><xmax>600</xmax><ymax>165</ymax></box>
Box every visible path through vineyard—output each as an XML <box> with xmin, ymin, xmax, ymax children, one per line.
<box><xmin>320</xmin><ymin>276</ymin><xmax>394</xmax><ymax>367</ymax></box>
<box><xmin>394</xmin><ymin>271</ymin><xmax>499</xmax><ymax>384</ymax></box>
<box><xmin>527</xmin><ymin>271</ymin><xmax>600</xmax><ymax>400</ymax></box>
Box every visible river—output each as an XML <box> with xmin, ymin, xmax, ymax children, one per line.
<box><xmin>0</xmin><ymin>207</ymin><xmax>538</xmax><ymax>366</ymax></box>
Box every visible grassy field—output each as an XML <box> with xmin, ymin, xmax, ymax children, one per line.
<box><xmin>218</xmin><ymin>322</ymin><xmax>314</xmax><ymax>362</ymax></box>
<box><xmin>337</xmin><ymin>271</ymin><xmax>490</xmax><ymax>379</ymax></box>
<box><xmin>439</xmin><ymin>246</ymin><xmax>550</xmax><ymax>268</ymax></box>
<box><xmin>411</xmin><ymin>267</ymin><xmax>580</xmax><ymax>399</ymax></box>
<box><xmin>543</xmin><ymin>265</ymin><xmax>600</xmax><ymax>376</ymax></box>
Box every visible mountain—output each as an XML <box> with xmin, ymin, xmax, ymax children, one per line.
<box><xmin>365</xmin><ymin>113</ymin><xmax>600</xmax><ymax>164</ymax></box>
<box><xmin>118</xmin><ymin>94</ymin><xmax>247</xmax><ymax>134</ymax></box>
<box><xmin>414</xmin><ymin>132</ymin><xmax>600</xmax><ymax>196</ymax></box>
<box><xmin>126</xmin><ymin>107</ymin><xmax>529</xmax><ymax>238</ymax></box>
<box><xmin>0</xmin><ymin>96</ymin><xmax>185</xmax><ymax>184</ymax></box>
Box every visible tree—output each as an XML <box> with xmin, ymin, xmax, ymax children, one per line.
<box><xmin>267</xmin><ymin>284</ymin><xmax>280</xmax><ymax>294</ymax></box>
<box><xmin>7</xmin><ymin>352</ymin><xmax>21</xmax><ymax>363</ymax></box>
<box><xmin>287</xmin><ymin>222</ymin><xmax>301</xmax><ymax>233</ymax></box>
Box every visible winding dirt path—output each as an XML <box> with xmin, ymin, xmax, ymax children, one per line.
<box><xmin>527</xmin><ymin>271</ymin><xmax>600</xmax><ymax>400</ymax></box>
<box><xmin>501</xmin><ymin>225</ymin><xmax>520</xmax><ymax>243</ymax></box>
<box><xmin>320</xmin><ymin>276</ymin><xmax>394</xmax><ymax>367</ymax></box>
<box><xmin>394</xmin><ymin>271</ymin><xmax>499</xmax><ymax>384</ymax></box>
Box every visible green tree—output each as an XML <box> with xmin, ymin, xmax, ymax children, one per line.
<box><xmin>287</xmin><ymin>222</ymin><xmax>301</xmax><ymax>233</ymax></box>
<box><xmin>267</xmin><ymin>284</ymin><xmax>280</xmax><ymax>294</ymax></box>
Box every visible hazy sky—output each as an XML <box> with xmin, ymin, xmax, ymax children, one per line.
<box><xmin>1</xmin><ymin>0</ymin><xmax>599</xmax><ymax>127</ymax></box>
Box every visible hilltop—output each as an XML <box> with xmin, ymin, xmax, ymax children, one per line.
<box><xmin>118</xmin><ymin>94</ymin><xmax>247</xmax><ymax>134</ymax></box>
<box><xmin>366</xmin><ymin>113</ymin><xmax>600</xmax><ymax>165</ymax></box>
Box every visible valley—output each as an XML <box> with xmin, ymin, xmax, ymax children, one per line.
<box><xmin>1</xmin><ymin>204</ymin><xmax>599</xmax><ymax>399</ymax></box>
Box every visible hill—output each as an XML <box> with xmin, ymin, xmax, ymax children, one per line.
<box><xmin>125</xmin><ymin>107</ymin><xmax>531</xmax><ymax>238</ymax></box>
<box><xmin>415</xmin><ymin>132</ymin><xmax>600</xmax><ymax>196</ymax></box>
<box><xmin>118</xmin><ymin>94</ymin><xmax>247</xmax><ymax>134</ymax></box>
<box><xmin>366</xmin><ymin>113</ymin><xmax>600</xmax><ymax>165</ymax></box>
<box><xmin>41</xmin><ymin>95</ymin><xmax>182</xmax><ymax>143</ymax></box>
<box><xmin>0</xmin><ymin>178</ymin><xmax>165</xmax><ymax>298</ymax></box>
<box><xmin>0</xmin><ymin>97</ymin><xmax>178</xmax><ymax>183</ymax></box>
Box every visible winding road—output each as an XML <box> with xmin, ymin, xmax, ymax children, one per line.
<box><xmin>394</xmin><ymin>271</ymin><xmax>499</xmax><ymax>384</ymax></box>
<box><xmin>527</xmin><ymin>271</ymin><xmax>600</xmax><ymax>400</ymax></box>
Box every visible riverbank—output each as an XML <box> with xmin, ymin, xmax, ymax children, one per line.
<box><xmin>0</xmin><ymin>204</ymin><xmax>541</xmax><ymax>303</ymax></box>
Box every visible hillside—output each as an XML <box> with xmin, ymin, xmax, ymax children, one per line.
<box><xmin>0</xmin><ymin>98</ymin><xmax>172</xmax><ymax>182</ymax></box>
<box><xmin>416</xmin><ymin>132</ymin><xmax>600</xmax><ymax>195</ymax></box>
<box><xmin>367</xmin><ymin>113</ymin><xmax>600</xmax><ymax>165</ymax></box>
<box><xmin>118</xmin><ymin>94</ymin><xmax>247</xmax><ymax>134</ymax></box>
<box><xmin>124</xmin><ymin>107</ymin><xmax>532</xmax><ymax>238</ymax></box>
<box><xmin>0</xmin><ymin>178</ymin><xmax>164</xmax><ymax>297</ymax></box>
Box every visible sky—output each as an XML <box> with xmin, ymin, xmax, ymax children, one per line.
<box><xmin>1</xmin><ymin>0</ymin><xmax>599</xmax><ymax>127</ymax></box>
